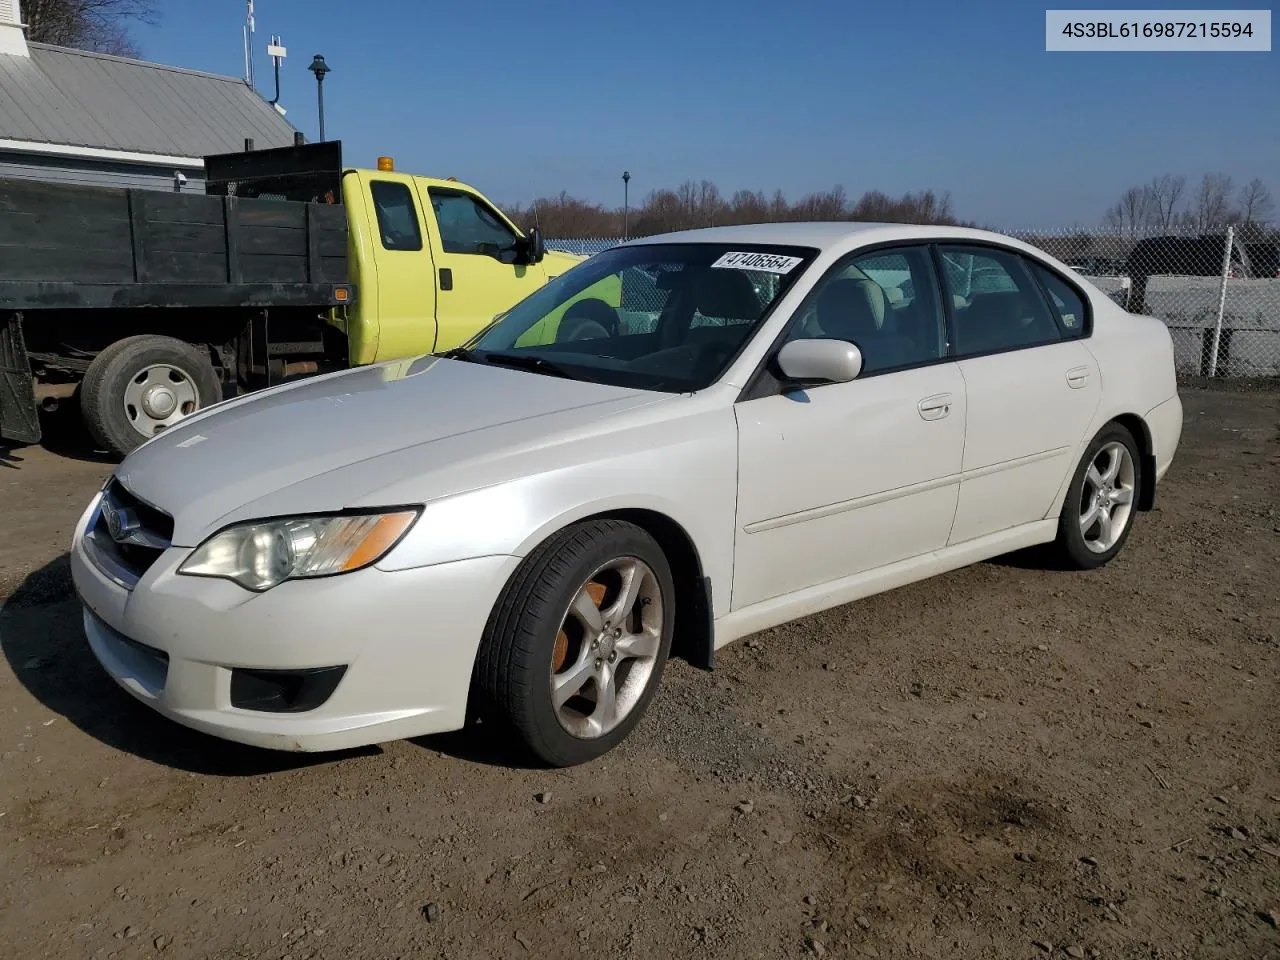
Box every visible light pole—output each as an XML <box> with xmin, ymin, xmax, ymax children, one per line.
<box><xmin>307</xmin><ymin>54</ymin><xmax>330</xmax><ymax>141</ymax></box>
<box><xmin>622</xmin><ymin>171</ymin><xmax>631</xmax><ymax>239</ymax></box>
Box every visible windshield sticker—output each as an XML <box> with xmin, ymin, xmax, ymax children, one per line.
<box><xmin>711</xmin><ymin>251</ymin><xmax>804</xmax><ymax>274</ymax></box>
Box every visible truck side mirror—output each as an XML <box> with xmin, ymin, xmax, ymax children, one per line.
<box><xmin>528</xmin><ymin>226</ymin><xmax>546</xmax><ymax>264</ymax></box>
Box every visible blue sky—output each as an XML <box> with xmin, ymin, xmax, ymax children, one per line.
<box><xmin>136</xmin><ymin>0</ymin><xmax>1279</xmax><ymax>227</ymax></box>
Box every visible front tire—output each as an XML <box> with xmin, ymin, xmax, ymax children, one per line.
<box><xmin>81</xmin><ymin>335</ymin><xmax>221</xmax><ymax>458</ymax></box>
<box><xmin>1052</xmin><ymin>422</ymin><xmax>1142</xmax><ymax>569</ymax></box>
<box><xmin>475</xmin><ymin>519</ymin><xmax>675</xmax><ymax>767</ymax></box>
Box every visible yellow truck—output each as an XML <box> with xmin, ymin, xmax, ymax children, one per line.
<box><xmin>0</xmin><ymin>139</ymin><xmax>604</xmax><ymax>457</ymax></box>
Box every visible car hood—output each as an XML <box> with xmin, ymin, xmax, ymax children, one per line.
<box><xmin>115</xmin><ymin>356</ymin><xmax>662</xmax><ymax>545</ymax></box>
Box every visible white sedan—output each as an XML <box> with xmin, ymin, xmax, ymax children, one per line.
<box><xmin>68</xmin><ymin>223</ymin><xmax>1183</xmax><ymax>766</ymax></box>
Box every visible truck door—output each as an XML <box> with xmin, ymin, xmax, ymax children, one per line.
<box><xmin>415</xmin><ymin>183</ymin><xmax>547</xmax><ymax>351</ymax></box>
<box><xmin>355</xmin><ymin>175</ymin><xmax>439</xmax><ymax>363</ymax></box>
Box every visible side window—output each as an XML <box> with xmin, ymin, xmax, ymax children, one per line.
<box><xmin>1027</xmin><ymin>262</ymin><xmax>1088</xmax><ymax>337</ymax></box>
<box><xmin>788</xmin><ymin>245</ymin><xmax>945</xmax><ymax>375</ymax></box>
<box><xmin>938</xmin><ymin>245</ymin><xmax>1062</xmax><ymax>357</ymax></box>
<box><xmin>369</xmin><ymin>181</ymin><xmax>422</xmax><ymax>252</ymax></box>
<box><xmin>428</xmin><ymin>189</ymin><xmax>519</xmax><ymax>256</ymax></box>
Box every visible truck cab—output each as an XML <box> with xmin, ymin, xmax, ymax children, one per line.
<box><xmin>341</xmin><ymin>160</ymin><xmax>586</xmax><ymax>364</ymax></box>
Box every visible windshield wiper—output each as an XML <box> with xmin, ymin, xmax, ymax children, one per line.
<box><xmin>438</xmin><ymin>346</ymin><xmax>480</xmax><ymax>362</ymax></box>
<box><xmin>478</xmin><ymin>352</ymin><xmax>574</xmax><ymax>379</ymax></box>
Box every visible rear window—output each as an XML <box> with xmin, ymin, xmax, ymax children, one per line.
<box><xmin>369</xmin><ymin>181</ymin><xmax>423</xmax><ymax>252</ymax></box>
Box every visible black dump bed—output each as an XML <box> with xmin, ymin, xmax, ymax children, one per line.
<box><xmin>0</xmin><ymin>141</ymin><xmax>350</xmax><ymax>312</ymax></box>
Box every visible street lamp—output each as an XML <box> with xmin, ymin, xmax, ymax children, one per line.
<box><xmin>622</xmin><ymin>171</ymin><xmax>631</xmax><ymax>239</ymax></box>
<box><xmin>307</xmin><ymin>54</ymin><xmax>330</xmax><ymax>141</ymax></box>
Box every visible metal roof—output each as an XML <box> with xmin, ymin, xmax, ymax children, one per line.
<box><xmin>0</xmin><ymin>42</ymin><xmax>297</xmax><ymax>159</ymax></box>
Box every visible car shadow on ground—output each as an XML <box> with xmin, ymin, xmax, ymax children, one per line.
<box><xmin>0</xmin><ymin>554</ymin><xmax>380</xmax><ymax>776</ymax></box>
<box><xmin>411</xmin><ymin>720</ymin><xmax>547</xmax><ymax>771</ymax></box>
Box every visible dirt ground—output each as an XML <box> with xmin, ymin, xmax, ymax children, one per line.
<box><xmin>1</xmin><ymin>387</ymin><xmax>1277</xmax><ymax>960</ymax></box>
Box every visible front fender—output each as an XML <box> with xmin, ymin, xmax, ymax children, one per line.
<box><xmin>375</xmin><ymin>414</ymin><xmax>738</xmax><ymax>619</ymax></box>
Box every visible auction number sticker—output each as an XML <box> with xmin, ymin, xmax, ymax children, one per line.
<box><xmin>1046</xmin><ymin>9</ymin><xmax>1271</xmax><ymax>50</ymax></box>
<box><xmin>711</xmin><ymin>251</ymin><xmax>804</xmax><ymax>274</ymax></box>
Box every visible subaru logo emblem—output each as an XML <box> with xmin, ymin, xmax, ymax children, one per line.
<box><xmin>100</xmin><ymin>496</ymin><xmax>140</xmax><ymax>544</ymax></box>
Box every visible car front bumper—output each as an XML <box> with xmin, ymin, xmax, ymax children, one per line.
<box><xmin>69</xmin><ymin>492</ymin><xmax>520</xmax><ymax>752</ymax></box>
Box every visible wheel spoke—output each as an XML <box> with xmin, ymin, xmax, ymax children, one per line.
<box><xmin>1081</xmin><ymin>501</ymin><xmax>1101</xmax><ymax>531</ymax></box>
<box><xmin>551</xmin><ymin>655</ymin><xmax>595</xmax><ymax>709</ymax></box>
<box><xmin>1100</xmin><ymin>449</ymin><xmax>1122</xmax><ymax>484</ymax></box>
<box><xmin>1085</xmin><ymin>463</ymin><xmax>1104</xmax><ymax>492</ymax></box>
<box><xmin>615</xmin><ymin>630</ymin><xmax>660</xmax><ymax>661</ymax></box>
<box><xmin>587</xmin><ymin>664</ymin><xmax>617</xmax><ymax>736</ymax></box>
<box><xmin>569</xmin><ymin>587</ymin><xmax>604</xmax><ymax>634</ymax></box>
<box><xmin>606</xmin><ymin>560</ymin><xmax>645</xmax><ymax>624</ymax></box>
<box><xmin>1112</xmin><ymin>486</ymin><xmax>1134</xmax><ymax>505</ymax></box>
<box><xmin>170</xmin><ymin>379</ymin><xmax>198</xmax><ymax>408</ymax></box>
<box><xmin>1095</xmin><ymin>506</ymin><xmax>1113</xmax><ymax>546</ymax></box>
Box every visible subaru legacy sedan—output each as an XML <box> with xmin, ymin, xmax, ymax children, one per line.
<box><xmin>69</xmin><ymin>222</ymin><xmax>1183</xmax><ymax>767</ymax></box>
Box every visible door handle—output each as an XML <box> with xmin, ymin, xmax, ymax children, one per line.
<box><xmin>917</xmin><ymin>393</ymin><xmax>953</xmax><ymax>420</ymax></box>
<box><xmin>1066</xmin><ymin>365</ymin><xmax>1090</xmax><ymax>389</ymax></box>
<box><xmin>439</xmin><ymin>267</ymin><xmax>453</xmax><ymax>291</ymax></box>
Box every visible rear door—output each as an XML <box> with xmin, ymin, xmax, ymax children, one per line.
<box><xmin>356</xmin><ymin>174</ymin><xmax>438</xmax><ymax>364</ymax></box>
<box><xmin>941</xmin><ymin>244</ymin><xmax>1102</xmax><ymax>545</ymax></box>
<box><xmin>416</xmin><ymin>184</ymin><xmax>547</xmax><ymax>351</ymax></box>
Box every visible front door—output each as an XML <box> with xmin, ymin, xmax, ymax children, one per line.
<box><xmin>732</xmin><ymin>244</ymin><xmax>967</xmax><ymax>609</ymax></box>
<box><xmin>417</xmin><ymin>184</ymin><xmax>546</xmax><ymax>351</ymax></box>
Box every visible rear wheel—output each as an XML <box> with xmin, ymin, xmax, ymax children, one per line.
<box><xmin>81</xmin><ymin>335</ymin><xmax>221</xmax><ymax>458</ymax></box>
<box><xmin>475</xmin><ymin>519</ymin><xmax>675</xmax><ymax>767</ymax></box>
<box><xmin>1052</xmin><ymin>423</ymin><xmax>1142</xmax><ymax>569</ymax></box>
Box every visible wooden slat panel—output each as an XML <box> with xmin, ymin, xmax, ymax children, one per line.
<box><xmin>0</xmin><ymin>211</ymin><xmax>131</xmax><ymax>253</ymax></box>
<box><xmin>0</xmin><ymin>243</ymin><xmax>133</xmax><ymax>283</ymax></box>
<box><xmin>237</xmin><ymin>201</ymin><xmax>306</xmax><ymax>231</ymax></box>
<box><xmin>142</xmin><ymin>250</ymin><xmax>230</xmax><ymax>284</ymax></box>
<box><xmin>141</xmin><ymin>220</ymin><xmax>226</xmax><ymax>255</ymax></box>
<box><xmin>141</xmin><ymin>191</ymin><xmax>226</xmax><ymax>225</ymax></box>
<box><xmin>318</xmin><ymin>255</ymin><xmax>348</xmax><ymax>284</ymax></box>
<box><xmin>238</xmin><ymin>253</ymin><xmax>309</xmax><ymax>283</ymax></box>
<box><xmin>0</xmin><ymin>178</ymin><xmax>129</xmax><ymax>220</ymax></box>
<box><xmin>239</xmin><ymin>224</ymin><xmax>307</xmax><ymax>257</ymax></box>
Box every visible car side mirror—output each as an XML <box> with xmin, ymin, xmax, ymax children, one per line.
<box><xmin>776</xmin><ymin>338</ymin><xmax>863</xmax><ymax>385</ymax></box>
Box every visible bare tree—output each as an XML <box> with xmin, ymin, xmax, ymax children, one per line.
<box><xmin>1237</xmin><ymin>178</ymin><xmax>1274</xmax><ymax>224</ymax></box>
<box><xmin>1103</xmin><ymin>186</ymin><xmax>1153</xmax><ymax>236</ymax></box>
<box><xmin>505</xmin><ymin>179</ymin><xmax>962</xmax><ymax>237</ymax></box>
<box><xmin>1194</xmin><ymin>172</ymin><xmax>1235</xmax><ymax>231</ymax></box>
<box><xmin>22</xmin><ymin>0</ymin><xmax>157</xmax><ymax>57</ymax></box>
<box><xmin>1145</xmin><ymin>174</ymin><xmax>1186</xmax><ymax>229</ymax></box>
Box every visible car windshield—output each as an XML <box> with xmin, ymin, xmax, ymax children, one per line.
<box><xmin>452</xmin><ymin>242</ymin><xmax>816</xmax><ymax>392</ymax></box>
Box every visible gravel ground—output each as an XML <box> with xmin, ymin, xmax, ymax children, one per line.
<box><xmin>1</xmin><ymin>386</ymin><xmax>1277</xmax><ymax>960</ymax></box>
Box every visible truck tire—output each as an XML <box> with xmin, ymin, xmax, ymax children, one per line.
<box><xmin>81</xmin><ymin>335</ymin><xmax>221</xmax><ymax>457</ymax></box>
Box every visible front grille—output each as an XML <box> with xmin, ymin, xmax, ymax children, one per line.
<box><xmin>85</xmin><ymin>479</ymin><xmax>174</xmax><ymax>585</ymax></box>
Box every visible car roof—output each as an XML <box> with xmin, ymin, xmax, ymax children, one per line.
<box><xmin>619</xmin><ymin>221</ymin><xmax>1030</xmax><ymax>253</ymax></box>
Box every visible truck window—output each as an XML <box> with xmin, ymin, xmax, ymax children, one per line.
<box><xmin>428</xmin><ymin>188</ymin><xmax>518</xmax><ymax>256</ymax></box>
<box><xmin>370</xmin><ymin>181</ymin><xmax>423</xmax><ymax>251</ymax></box>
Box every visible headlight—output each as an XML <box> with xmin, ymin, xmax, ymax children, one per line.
<box><xmin>178</xmin><ymin>510</ymin><xmax>419</xmax><ymax>592</ymax></box>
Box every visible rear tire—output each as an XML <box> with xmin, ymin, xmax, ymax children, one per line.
<box><xmin>81</xmin><ymin>335</ymin><xmax>221</xmax><ymax>458</ymax></box>
<box><xmin>1052</xmin><ymin>422</ymin><xmax>1142</xmax><ymax>570</ymax></box>
<box><xmin>475</xmin><ymin>519</ymin><xmax>675</xmax><ymax>767</ymax></box>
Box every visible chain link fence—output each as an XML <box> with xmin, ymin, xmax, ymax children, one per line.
<box><xmin>546</xmin><ymin>227</ymin><xmax>1280</xmax><ymax>384</ymax></box>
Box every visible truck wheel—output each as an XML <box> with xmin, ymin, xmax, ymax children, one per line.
<box><xmin>81</xmin><ymin>335</ymin><xmax>221</xmax><ymax>457</ymax></box>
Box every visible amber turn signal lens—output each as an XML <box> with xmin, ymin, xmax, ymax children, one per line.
<box><xmin>339</xmin><ymin>512</ymin><xmax>417</xmax><ymax>572</ymax></box>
